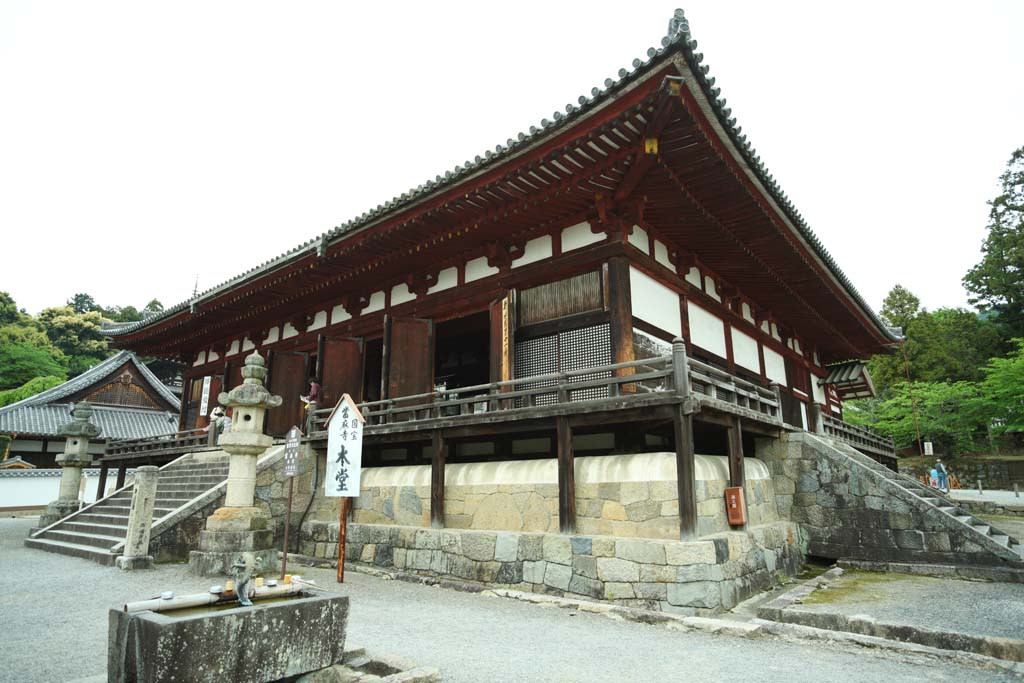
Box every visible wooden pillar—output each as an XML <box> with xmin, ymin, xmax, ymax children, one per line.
<box><xmin>726</xmin><ymin>416</ymin><xmax>745</xmax><ymax>488</ymax></box>
<box><xmin>430</xmin><ymin>431</ymin><xmax>446</xmax><ymax>528</ymax></box>
<box><xmin>96</xmin><ymin>462</ymin><xmax>109</xmax><ymax>500</ymax></box>
<box><xmin>807</xmin><ymin>402</ymin><xmax>824</xmax><ymax>434</ymax></box>
<box><xmin>606</xmin><ymin>257</ymin><xmax>635</xmax><ymax>388</ymax></box>
<box><xmin>556</xmin><ymin>416</ymin><xmax>576</xmax><ymax>533</ymax></box>
<box><xmin>672</xmin><ymin>407</ymin><xmax>697</xmax><ymax>541</ymax></box>
<box><xmin>115</xmin><ymin>465</ymin><xmax>127</xmax><ymax>490</ymax></box>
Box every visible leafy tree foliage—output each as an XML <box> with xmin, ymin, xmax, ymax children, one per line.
<box><xmin>879</xmin><ymin>284</ymin><xmax>920</xmax><ymax>332</ymax></box>
<box><xmin>37</xmin><ymin>306</ymin><xmax>109</xmax><ymax>375</ymax></box>
<box><xmin>976</xmin><ymin>338</ymin><xmax>1024</xmax><ymax>436</ymax></box>
<box><xmin>143</xmin><ymin>299</ymin><xmax>164</xmax><ymax>316</ymax></box>
<box><xmin>67</xmin><ymin>292</ymin><xmax>101</xmax><ymax>314</ymax></box>
<box><xmin>0</xmin><ymin>343</ymin><xmax>67</xmax><ymax>390</ymax></box>
<box><xmin>964</xmin><ymin>147</ymin><xmax>1024</xmax><ymax>336</ymax></box>
<box><xmin>0</xmin><ymin>291</ymin><xmax>18</xmax><ymax>325</ymax></box>
<box><xmin>0</xmin><ymin>375</ymin><xmax>65</xmax><ymax>407</ymax></box>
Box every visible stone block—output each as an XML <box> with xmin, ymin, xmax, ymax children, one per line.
<box><xmin>596</xmin><ymin>557</ymin><xmax>639</xmax><ymax>582</ymax></box>
<box><xmin>601</xmin><ymin>501</ymin><xmax>628</xmax><ymax>521</ymax></box>
<box><xmin>393</xmin><ymin>547</ymin><xmax>407</xmax><ymax>569</ymax></box>
<box><xmin>494</xmin><ymin>533</ymin><xmax>519</xmax><ymax>562</ymax></box>
<box><xmin>626</xmin><ymin>500</ymin><xmax>663</xmax><ymax>522</ymax></box>
<box><xmin>496</xmin><ymin>562</ymin><xmax>523</xmax><ymax>584</ymax></box>
<box><xmin>542</xmin><ymin>535</ymin><xmax>572</xmax><ymax>565</ymax></box>
<box><xmin>619</xmin><ymin>482</ymin><xmax>650</xmax><ymax>505</ymax></box>
<box><xmin>108</xmin><ymin>593</ymin><xmax>349</xmax><ymax>683</ymax></box>
<box><xmin>591</xmin><ymin>537</ymin><xmax>616</xmax><ymax>557</ymax></box>
<box><xmin>893</xmin><ymin>529</ymin><xmax>924</xmax><ymax>550</ymax></box>
<box><xmin>522</xmin><ymin>560</ymin><xmax>546</xmax><ymax>584</ymax></box>
<box><xmin>568</xmin><ymin>574</ymin><xmax>603</xmax><ymax>599</ymax></box>
<box><xmin>572</xmin><ymin>555</ymin><xmax>598</xmax><ymax>580</ymax></box>
<box><xmin>518</xmin><ymin>534</ymin><xmax>544</xmax><ymax>561</ymax></box>
<box><xmin>439</xmin><ymin>531</ymin><xmax>461</xmax><ymax>553</ymax></box>
<box><xmin>640</xmin><ymin>564</ymin><xmax>676</xmax><ymax>583</ymax></box>
<box><xmin>666</xmin><ymin>541</ymin><xmax>716</xmax><ymax>566</ymax></box>
<box><xmin>677</xmin><ymin>563</ymin><xmax>724</xmax><ymax>582</ymax></box>
<box><xmin>666</xmin><ymin>581</ymin><xmax>720</xmax><ymax>609</ymax></box>
<box><xmin>634</xmin><ymin>582</ymin><xmax>667</xmax><ymax>600</ymax></box>
<box><xmin>544</xmin><ymin>562</ymin><xmax>572</xmax><ymax>591</ymax></box>
<box><xmin>603</xmin><ymin>582</ymin><xmax>635</xmax><ymax>600</ymax></box>
<box><xmin>649</xmin><ymin>481</ymin><xmax>677</xmax><ymax>501</ymax></box>
<box><xmin>570</xmin><ymin>536</ymin><xmax>592</xmax><ymax>556</ymax></box>
<box><xmin>615</xmin><ymin>539</ymin><xmax>666</xmax><ymax>565</ymax></box>
<box><xmin>461</xmin><ymin>533</ymin><xmax>497</xmax><ymax>562</ymax></box>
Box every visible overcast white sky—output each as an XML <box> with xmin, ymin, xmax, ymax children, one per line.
<box><xmin>1</xmin><ymin>1</ymin><xmax>1022</xmax><ymax>318</ymax></box>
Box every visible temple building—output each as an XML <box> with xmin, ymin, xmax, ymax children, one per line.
<box><xmin>0</xmin><ymin>351</ymin><xmax>180</xmax><ymax>468</ymax></box>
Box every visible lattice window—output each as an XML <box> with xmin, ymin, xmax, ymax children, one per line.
<box><xmin>86</xmin><ymin>379</ymin><xmax>160</xmax><ymax>409</ymax></box>
<box><xmin>514</xmin><ymin>323</ymin><xmax>611</xmax><ymax>405</ymax></box>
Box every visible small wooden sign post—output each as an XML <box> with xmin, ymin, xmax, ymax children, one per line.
<box><xmin>324</xmin><ymin>394</ymin><xmax>364</xmax><ymax>583</ymax></box>
<box><xmin>280</xmin><ymin>425</ymin><xmax>302</xmax><ymax>580</ymax></box>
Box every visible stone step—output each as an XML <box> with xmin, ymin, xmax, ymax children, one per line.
<box><xmin>955</xmin><ymin>515</ymin><xmax>973</xmax><ymax>524</ymax></box>
<box><xmin>41</xmin><ymin>529</ymin><xmax>122</xmax><ymax>550</ymax></box>
<box><xmin>938</xmin><ymin>506</ymin><xmax>956</xmax><ymax>514</ymax></box>
<box><xmin>972</xmin><ymin>525</ymin><xmax>992</xmax><ymax>536</ymax></box>
<box><xmin>1013</xmin><ymin>545</ymin><xmax>1024</xmax><ymax>558</ymax></box>
<box><xmin>25</xmin><ymin>538</ymin><xmax>118</xmax><ymax>565</ymax></box>
<box><xmin>60</xmin><ymin>521</ymin><xmax>128</xmax><ymax>537</ymax></box>
<box><xmin>76</xmin><ymin>513</ymin><xmax>131</xmax><ymax>526</ymax></box>
<box><xmin>991</xmin><ymin>534</ymin><xmax>1011</xmax><ymax>547</ymax></box>
<box><xmin>164</xmin><ymin>466</ymin><xmax>229</xmax><ymax>474</ymax></box>
<box><xmin>99</xmin><ymin>505</ymin><xmax>177</xmax><ymax>518</ymax></box>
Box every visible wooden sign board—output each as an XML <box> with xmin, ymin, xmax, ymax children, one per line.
<box><xmin>283</xmin><ymin>426</ymin><xmax>302</xmax><ymax>477</ymax></box>
<box><xmin>325</xmin><ymin>394</ymin><xmax>364</xmax><ymax>498</ymax></box>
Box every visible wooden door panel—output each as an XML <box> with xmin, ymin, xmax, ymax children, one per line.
<box><xmin>384</xmin><ymin>317</ymin><xmax>434</xmax><ymax>420</ymax></box>
<box><xmin>321</xmin><ymin>337</ymin><xmax>364</xmax><ymax>408</ymax></box>
<box><xmin>266</xmin><ymin>351</ymin><xmax>309</xmax><ymax>437</ymax></box>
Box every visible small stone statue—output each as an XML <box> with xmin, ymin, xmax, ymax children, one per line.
<box><xmin>231</xmin><ymin>555</ymin><xmax>263</xmax><ymax>607</ymax></box>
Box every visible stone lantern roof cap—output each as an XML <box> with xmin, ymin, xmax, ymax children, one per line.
<box><xmin>218</xmin><ymin>351</ymin><xmax>283</xmax><ymax>410</ymax></box>
<box><xmin>57</xmin><ymin>401</ymin><xmax>102</xmax><ymax>439</ymax></box>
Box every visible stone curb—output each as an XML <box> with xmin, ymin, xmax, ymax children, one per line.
<box><xmin>837</xmin><ymin>558</ymin><xmax>1024</xmax><ymax>584</ymax></box>
<box><xmin>753</xmin><ymin>619</ymin><xmax>1024</xmax><ymax>675</ymax></box>
<box><xmin>756</xmin><ymin>565</ymin><xmax>1024</xmax><ymax>664</ymax></box>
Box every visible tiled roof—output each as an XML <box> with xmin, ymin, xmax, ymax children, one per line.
<box><xmin>0</xmin><ymin>404</ymin><xmax>178</xmax><ymax>440</ymax></box>
<box><xmin>0</xmin><ymin>350</ymin><xmax>180</xmax><ymax>413</ymax></box>
<box><xmin>105</xmin><ymin>9</ymin><xmax>897</xmax><ymax>344</ymax></box>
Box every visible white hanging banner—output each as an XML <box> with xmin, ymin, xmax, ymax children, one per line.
<box><xmin>324</xmin><ymin>394</ymin><xmax>365</xmax><ymax>498</ymax></box>
<box><xmin>199</xmin><ymin>376</ymin><xmax>212</xmax><ymax>417</ymax></box>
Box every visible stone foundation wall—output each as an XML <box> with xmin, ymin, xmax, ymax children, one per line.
<box><xmin>307</xmin><ymin>452</ymin><xmax>777</xmax><ymax>541</ymax></box>
<box><xmin>757</xmin><ymin>432</ymin><xmax>1022</xmax><ymax>567</ymax></box>
<box><xmin>300</xmin><ymin>520</ymin><xmax>803</xmax><ymax>614</ymax></box>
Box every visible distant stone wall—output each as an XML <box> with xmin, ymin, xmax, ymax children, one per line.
<box><xmin>757</xmin><ymin>432</ymin><xmax>1023</xmax><ymax>568</ymax></box>
<box><xmin>299</xmin><ymin>520</ymin><xmax>802</xmax><ymax>615</ymax></box>
<box><xmin>308</xmin><ymin>453</ymin><xmax>777</xmax><ymax>541</ymax></box>
<box><xmin>955</xmin><ymin>499</ymin><xmax>1024</xmax><ymax>518</ymax></box>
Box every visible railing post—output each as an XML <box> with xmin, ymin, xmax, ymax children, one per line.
<box><xmin>556</xmin><ymin>416</ymin><xmax>576</xmax><ymax>534</ymax></box>
<box><xmin>807</xmin><ymin>403</ymin><xmax>824</xmax><ymax>435</ymax></box>
<box><xmin>770</xmin><ymin>383</ymin><xmax>783</xmax><ymax>421</ymax></box>
<box><xmin>305</xmin><ymin>401</ymin><xmax>317</xmax><ymax>435</ymax></box>
<box><xmin>116</xmin><ymin>465</ymin><xmax>159</xmax><ymax>570</ymax></box>
<box><xmin>671</xmin><ymin>338</ymin><xmax>691</xmax><ymax>398</ymax></box>
<box><xmin>557</xmin><ymin>374</ymin><xmax>569</xmax><ymax>404</ymax></box>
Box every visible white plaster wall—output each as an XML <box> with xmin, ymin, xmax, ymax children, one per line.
<box><xmin>390</xmin><ymin>283</ymin><xmax>416</xmax><ymax>307</ymax></box>
<box><xmin>627</xmin><ymin>225</ymin><xmax>650</xmax><ymax>254</ymax></box>
<box><xmin>812</xmin><ymin>375</ymin><xmax>826</xmax><ymax>405</ymax></box>
<box><xmin>731</xmin><ymin>327</ymin><xmax>760</xmax><ymax>373</ymax></box>
<box><xmin>264</xmin><ymin>327</ymin><xmax>280</xmax><ymax>345</ymax></box>
<box><xmin>741</xmin><ymin>303</ymin><xmax>755</xmax><ymax>324</ymax></box>
<box><xmin>561</xmin><ymin>221</ymin><xmax>603</xmax><ymax>252</ymax></box>
<box><xmin>687</xmin><ymin>301</ymin><xmax>727</xmax><ymax>359</ymax></box>
<box><xmin>512</xmin><ymin>235</ymin><xmax>552</xmax><ymax>268</ymax></box>
<box><xmin>0</xmin><ymin>470</ymin><xmax>102</xmax><ymax>507</ymax></box>
<box><xmin>242</xmin><ymin>338</ymin><xmax>256</xmax><ymax>352</ymax></box>
<box><xmin>629</xmin><ymin>266</ymin><xmax>681</xmax><ymax>336</ymax></box>
<box><xmin>684</xmin><ymin>266</ymin><xmax>702</xmax><ymax>288</ymax></box>
<box><xmin>331</xmin><ymin>304</ymin><xmax>351</xmax><ymax>325</ymax></box>
<box><xmin>308</xmin><ymin>310</ymin><xmax>328</xmax><ymax>331</ymax></box>
<box><xmin>653</xmin><ymin>240</ymin><xmax>676</xmax><ymax>272</ymax></box>
<box><xmin>193</xmin><ymin>352</ymin><xmax>206</xmax><ymax>367</ymax></box>
<box><xmin>364</xmin><ymin>291</ymin><xmax>385</xmax><ymax>314</ymax></box>
<box><xmin>361</xmin><ymin>452</ymin><xmax>771</xmax><ymax>488</ymax></box>
<box><xmin>763</xmin><ymin>346</ymin><xmax>787</xmax><ymax>386</ymax></box>
<box><xmin>427</xmin><ymin>267</ymin><xmax>458</xmax><ymax>294</ymax></box>
<box><xmin>226</xmin><ymin>340</ymin><xmax>240</xmax><ymax>356</ymax></box>
<box><xmin>282</xmin><ymin>323</ymin><xmax>299</xmax><ymax>340</ymax></box>
<box><xmin>704</xmin><ymin>276</ymin><xmax>721</xmax><ymax>302</ymax></box>
<box><xmin>465</xmin><ymin>257</ymin><xmax>499</xmax><ymax>282</ymax></box>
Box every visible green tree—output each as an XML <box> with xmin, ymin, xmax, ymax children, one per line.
<box><xmin>102</xmin><ymin>305</ymin><xmax>143</xmax><ymax>322</ymax></box>
<box><xmin>0</xmin><ymin>344</ymin><xmax>67</xmax><ymax>390</ymax></box>
<box><xmin>879</xmin><ymin>284</ymin><xmax>921</xmax><ymax>332</ymax></box>
<box><xmin>142</xmin><ymin>299</ymin><xmax>164</xmax><ymax>316</ymax></box>
<box><xmin>37</xmin><ymin>306</ymin><xmax>109</xmax><ymax>375</ymax></box>
<box><xmin>964</xmin><ymin>147</ymin><xmax>1024</xmax><ymax>336</ymax></box>
<box><xmin>0</xmin><ymin>375</ymin><xmax>65</xmax><ymax>407</ymax></box>
<box><xmin>975</xmin><ymin>338</ymin><xmax>1024</xmax><ymax>436</ymax></box>
<box><xmin>0</xmin><ymin>291</ymin><xmax>18</xmax><ymax>325</ymax></box>
<box><xmin>67</xmin><ymin>293</ymin><xmax>101</xmax><ymax>314</ymax></box>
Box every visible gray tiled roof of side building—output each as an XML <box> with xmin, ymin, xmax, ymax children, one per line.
<box><xmin>104</xmin><ymin>9</ymin><xmax>898</xmax><ymax>344</ymax></box>
<box><xmin>0</xmin><ymin>350</ymin><xmax>180</xmax><ymax>414</ymax></box>
<box><xmin>0</xmin><ymin>404</ymin><xmax>178</xmax><ymax>440</ymax></box>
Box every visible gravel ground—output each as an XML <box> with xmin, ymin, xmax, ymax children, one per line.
<box><xmin>794</xmin><ymin>570</ymin><xmax>1024</xmax><ymax>640</ymax></box>
<box><xmin>2</xmin><ymin>518</ymin><xmax>1021</xmax><ymax>683</ymax></box>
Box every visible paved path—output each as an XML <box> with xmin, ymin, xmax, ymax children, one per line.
<box><xmin>792</xmin><ymin>570</ymin><xmax>1024</xmax><ymax>641</ymax></box>
<box><xmin>1</xmin><ymin>519</ymin><xmax>1019</xmax><ymax>682</ymax></box>
<box><xmin>952</xmin><ymin>490</ymin><xmax>1024</xmax><ymax>506</ymax></box>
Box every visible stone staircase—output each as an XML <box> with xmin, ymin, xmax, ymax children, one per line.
<box><xmin>816</xmin><ymin>436</ymin><xmax>1024</xmax><ymax>565</ymax></box>
<box><xmin>25</xmin><ymin>455</ymin><xmax>230</xmax><ymax>565</ymax></box>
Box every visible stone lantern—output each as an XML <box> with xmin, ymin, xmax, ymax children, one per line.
<box><xmin>189</xmin><ymin>351</ymin><xmax>282</xmax><ymax>576</ymax></box>
<box><xmin>38</xmin><ymin>402</ymin><xmax>101</xmax><ymax>529</ymax></box>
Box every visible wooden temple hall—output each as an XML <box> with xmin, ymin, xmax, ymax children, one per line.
<box><xmin>107</xmin><ymin>10</ymin><xmax>898</xmax><ymax>540</ymax></box>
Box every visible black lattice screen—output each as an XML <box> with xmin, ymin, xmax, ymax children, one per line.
<box><xmin>514</xmin><ymin>323</ymin><xmax>611</xmax><ymax>405</ymax></box>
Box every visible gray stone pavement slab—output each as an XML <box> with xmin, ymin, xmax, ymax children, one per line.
<box><xmin>789</xmin><ymin>570</ymin><xmax>1024</xmax><ymax>641</ymax></box>
<box><xmin>952</xmin><ymin>490</ymin><xmax>1024</xmax><ymax>507</ymax></box>
<box><xmin>0</xmin><ymin>519</ymin><xmax>1020</xmax><ymax>683</ymax></box>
